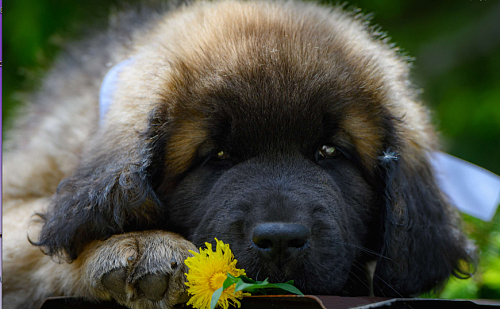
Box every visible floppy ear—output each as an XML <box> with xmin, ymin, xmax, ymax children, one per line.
<box><xmin>32</xmin><ymin>119</ymin><xmax>167</xmax><ymax>261</ymax></box>
<box><xmin>32</xmin><ymin>58</ymin><xmax>171</xmax><ymax>261</ymax></box>
<box><xmin>373</xmin><ymin>150</ymin><xmax>475</xmax><ymax>297</ymax></box>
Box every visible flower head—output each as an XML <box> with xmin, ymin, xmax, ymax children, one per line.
<box><xmin>185</xmin><ymin>238</ymin><xmax>249</xmax><ymax>309</ymax></box>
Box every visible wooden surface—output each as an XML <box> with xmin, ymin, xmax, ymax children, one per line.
<box><xmin>39</xmin><ymin>295</ymin><xmax>500</xmax><ymax>309</ymax></box>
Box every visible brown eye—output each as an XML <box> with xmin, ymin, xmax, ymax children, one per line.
<box><xmin>216</xmin><ymin>150</ymin><xmax>230</xmax><ymax>160</ymax></box>
<box><xmin>318</xmin><ymin>145</ymin><xmax>339</xmax><ymax>158</ymax></box>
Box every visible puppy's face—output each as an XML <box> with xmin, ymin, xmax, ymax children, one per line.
<box><xmin>153</xmin><ymin>49</ymin><xmax>387</xmax><ymax>294</ymax></box>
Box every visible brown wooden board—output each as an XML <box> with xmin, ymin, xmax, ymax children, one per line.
<box><xmin>39</xmin><ymin>296</ymin><xmax>500</xmax><ymax>309</ymax></box>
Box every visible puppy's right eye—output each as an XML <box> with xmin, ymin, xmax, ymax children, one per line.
<box><xmin>318</xmin><ymin>145</ymin><xmax>339</xmax><ymax>159</ymax></box>
<box><xmin>216</xmin><ymin>150</ymin><xmax>230</xmax><ymax>160</ymax></box>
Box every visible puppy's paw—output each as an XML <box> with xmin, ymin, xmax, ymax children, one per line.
<box><xmin>80</xmin><ymin>231</ymin><xmax>197</xmax><ymax>309</ymax></box>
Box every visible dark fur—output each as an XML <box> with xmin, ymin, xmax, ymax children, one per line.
<box><xmin>31</xmin><ymin>0</ymin><xmax>474</xmax><ymax>298</ymax></box>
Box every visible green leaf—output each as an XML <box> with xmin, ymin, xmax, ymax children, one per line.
<box><xmin>234</xmin><ymin>281</ymin><xmax>262</xmax><ymax>293</ymax></box>
<box><xmin>227</xmin><ymin>273</ymin><xmax>256</xmax><ymax>284</ymax></box>
<box><xmin>210</xmin><ymin>275</ymin><xmax>239</xmax><ymax>309</ymax></box>
<box><xmin>222</xmin><ymin>275</ymin><xmax>239</xmax><ymax>289</ymax></box>
<box><xmin>210</xmin><ymin>287</ymin><xmax>223</xmax><ymax>309</ymax></box>
<box><xmin>269</xmin><ymin>283</ymin><xmax>304</xmax><ymax>295</ymax></box>
<box><xmin>233</xmin><ymin>276</ymin><xmax>303</xmax><ymax>295</ymax></box>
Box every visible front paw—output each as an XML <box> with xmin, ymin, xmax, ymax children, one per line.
<box><xmin>80</xmin><ymin>231</ymin><xmax>197</xmax><ymax>309</ymax></box>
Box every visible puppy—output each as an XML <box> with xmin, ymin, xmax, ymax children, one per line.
<box><xmin>3</xmin><ymin>1</ymin><xmax>474</xmax><ymax>308</ymax></box>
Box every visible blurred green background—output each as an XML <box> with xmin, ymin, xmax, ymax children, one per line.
<box><xmin>3</xmin><ymin>0</ymin><xmax>500</xmax><ymax>300</ymax></box>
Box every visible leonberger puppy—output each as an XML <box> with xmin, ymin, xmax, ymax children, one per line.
<box><xmin>3</xmin><ymin>1</ymin><xmax>474</xmax><ymax>308</ymax></box>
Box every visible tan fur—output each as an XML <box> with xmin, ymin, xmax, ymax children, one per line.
<box><xmin>3</xmin><ymin>198</ymin><xmax>82</xmax><ymax>308</ymax></box>
<box><xmin>3</xmin><ymin>1</ymin><xmax>437</xmax><ymax>308</ymax></box>
<box><xmin>341</xmin><ymin>107</ymin><xmax>385</xmax><ymax>169</ymax></box>
<box><xmin>167</xmin><ymin>119</ymin><xmax>209</xmax><ymax>176</ymax></box>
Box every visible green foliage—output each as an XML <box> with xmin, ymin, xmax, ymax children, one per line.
<box><xmin>3</xmin><ymin>0</ymin><xmax>499</xmax><ymax>300</ymax></box>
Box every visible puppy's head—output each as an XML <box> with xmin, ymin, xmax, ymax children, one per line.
<box><xmin>35</xmin><ymin>1</ymin><xmax>474</xmax><ymax>297</ymax></box>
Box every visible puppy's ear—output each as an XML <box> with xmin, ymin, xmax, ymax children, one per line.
<box><xmin>31</xmin><ymin>116</ymin><xmax>167</xmax><ymax>261</ymax></box>
<box><xmin>373</xmin><ymin>151</ymin><xmax>475</xmax><ymax>297</ymax></box>
<box><xmin>31</xmin><ymin>54</ymin><xmax>174</xmax><ymax>261</ymax></box>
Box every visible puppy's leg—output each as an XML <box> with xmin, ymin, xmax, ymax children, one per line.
<box><xmin>3</xmin><ymin>197</ymin><xmax>196</xmax><ymax>309</ymax></box>
<box><xmin>78</xmin><ymin>231</ymin><xmax>197</xmax><ymax>309</ymax></box>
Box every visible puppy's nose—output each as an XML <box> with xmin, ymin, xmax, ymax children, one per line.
<box><xmin>251</xmin><ymin>223</ymin><xmax>310</xmax><ymax>264</ymax></box>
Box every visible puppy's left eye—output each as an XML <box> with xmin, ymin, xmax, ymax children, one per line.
<box><xmin>216</xmin><ymin>150</ymin><xmax>230</xmax><ymax>160</ymax></box>
<box><xmin>318</xmin><ymin>145</ymin><xmax>339</xmax><ymax>159</ymax></box>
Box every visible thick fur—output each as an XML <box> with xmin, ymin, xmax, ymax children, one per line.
<box><xmin>3</xmin><ymin>1</ymin><xmax>474</xmax><ymax>308</ymax></box>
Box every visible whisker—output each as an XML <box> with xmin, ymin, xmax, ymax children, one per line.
<box><xmin>352</xmin><ymin>260</ymin><xmax>404</xmax><ymax>298</ymax></box>
<box><xmin>339</xmin><ymin>262</ymin><xmax>372</xmax><ymax>293</ymax></box>
<box><xmin>334</xmin><ymin>241</ymin><xmax>399</xmax><ymax>265</ymax></box>
<box><xmin>255</xmin><ymin>269</ymin><xmax>261</xmax><ymax>282</ymax></box>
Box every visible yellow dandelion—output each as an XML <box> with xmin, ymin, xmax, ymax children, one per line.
<box><xmin>185</xmin><ymin>238</ymin><xmax>250</xmax><ymax>309</ymax></box>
